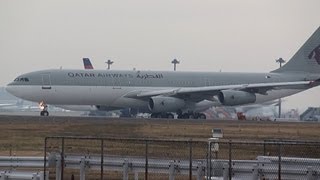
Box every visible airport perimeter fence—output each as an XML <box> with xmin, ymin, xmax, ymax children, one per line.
<box><xmin>42</xmin><ymin>136</ymin><xmax>320</xmax><ymax>180</ymax></box>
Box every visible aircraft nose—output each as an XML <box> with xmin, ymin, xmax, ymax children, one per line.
<box><xmin>5</xmin><ymin>85</ymin><xmax>12</xmax><ymax>94</ymax></box>
<box><xmin>5</xmin><ymin>84</ymin><xmax>37</xmax><ymax>102</ymax></box>
<box><xmin>5</xmin><ymin>85</ymin><xmax>18</xmax><ymax>97</ymax></box>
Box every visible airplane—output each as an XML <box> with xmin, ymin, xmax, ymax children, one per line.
<box><xmin>5</xmin><ymin>26</ymin><xmax>320</xmax><ymax>118</ymax></box>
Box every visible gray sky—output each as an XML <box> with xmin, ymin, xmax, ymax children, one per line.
<box><xmin>0</xmin><ymin>0</ymin><xmax>319</xmax><ymax>112</ymax></box>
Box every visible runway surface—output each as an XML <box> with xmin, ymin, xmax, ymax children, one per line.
<box><xmin>0</xmin><ymin>113</ymin><xmax>314</xmax><ymax>125</ymax></box>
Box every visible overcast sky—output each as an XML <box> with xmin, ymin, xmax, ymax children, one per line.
<box><xmin>0</xmin><ymin>0</ymin><xmax>319</xmax><ymax>112</ymax></box>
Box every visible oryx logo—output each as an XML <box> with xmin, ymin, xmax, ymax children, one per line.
<box><xmin>308</xmin><ymin>44</ymin><xmax>320</xmax><ymax>65</ymax></box>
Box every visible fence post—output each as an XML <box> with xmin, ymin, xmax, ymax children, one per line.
<box><xmin>189</xmin><ymin>140</ymin><xmax>192</xmax><ymax>180</ymax></box>
<box><xmin>196</xmin><ymin>162</ymin><xmax>204</xmax><ymax>180</ymax></box>
<box><xmin>145</xmin><ymin>140</ymin><xmax>148</xmax><ymax>180</ymax></box>
<box><xmin>80</xmin><ymin>157</ymin><xmax>86</xmax><ymax>180</ymax></box>
<box><xmin>43</xmin><ymin>137</ymin><xmax>47</xmax><ymax>180</ymax></box>
<box><xmin>307</xmin><ymin>166</ymin><xmax>317</xmax><ymax>180</ymax></box>
<box><xmin>251</xmin><ymin>165</ymin><xmax>258</xmax><ymax>180</ymax></box>
<box><xmin>228</xmin><ymin>141</ymin><xmax>232</xmax><ymax>180</ymax></box>
<box><xmin>123</xmin><ymin>159</ymin><xmax>129</xmax><ymax>180</ymax></box>
<box><xmin>39</xmin><ymin>171</ymin><xmax>47</xmax><ymax>180</ymax></box>
<box><xmin>100</xmin><ymin>139</ymin><xmax>104</xmax><ymax>180</ymax></box>
<box><xmin>278</xmin><ymin>143</ymin><xmax>281</xmax><ymax>180</ymax></box>
<box><xmin>61</xmin><ymin>137</ymin><xmax>65</xmax><ymax>180</ymax></box>
<box><xmin>32</xmin><ymin>173</ymin><xmax>37</xmax><ymax>180</ymax></box>
<box><xmin>56</xmin><ymin>155</ymin><xmax>61</xmax><ymax>180</ymax></box>
<box><xmin>0</xmin><ymin>171</ymin><xmax>5</xmax><ymax>180</ymax></box>
<box><xmin>169</xmin><ymin>161</ymin><xmax>175</xmax><ymax>180</ymax></box>
<box><xmin>134</xmin><ymin>172</ymin><xmax>139</xmax><ymax>180</ymax></box>
<box><xmin>0</xmin><ymin>172</ymin><xmax>7</xmax><ymax>180</ymax></box>
<box><xmin>207</xmin><ymin>140</ymin><xmax>212</xmax><ymax>180</ymax></box>
<box><xmin>223</xmin><ymin>163</ymin><xmax>228</xmax><ymax>180</ymax></box>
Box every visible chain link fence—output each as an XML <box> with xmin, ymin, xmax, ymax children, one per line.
<box><xmin>43</xmin><ymin>136</ymin><xmax>320</xmax><ymax>180</ymax></box>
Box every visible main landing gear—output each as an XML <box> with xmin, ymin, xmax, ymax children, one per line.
<box><xmin>150</xmin><ymin>113</ymin><xmax>175</xmax><ymax>119</ymax></box>
<box><xmin>39</xmin><ymin>101</ymin><xmax>49</xmax><ymax>116</ymax></box>
<box><xmin>150</xmin><ymin>112</ymin><xmax>206</xmax><ymax>119</ymax></box>
<box><xmin>177</xmin><ymin>112</ymin><xmax>206</xmax><ymax>119</ymax></box>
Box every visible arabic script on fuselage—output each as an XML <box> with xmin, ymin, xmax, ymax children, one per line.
<box><xmin>136</xmin><ymin>73</ymin><xmax>163</xmax><ymax>79</ymax></box>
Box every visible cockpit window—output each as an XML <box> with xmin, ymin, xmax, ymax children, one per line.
<box><xmin>14</xmin><ymin>77</ymin><xmax>29</xmax><ymax>82</ymax></box>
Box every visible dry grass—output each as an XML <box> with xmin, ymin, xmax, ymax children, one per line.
<box><xmin>0</xmin><ymin>116</ymin><xmax>320</xmax><ymax>156</ymax></box>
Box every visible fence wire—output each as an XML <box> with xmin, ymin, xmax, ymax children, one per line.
<box><xmin>43</xmin><ymin>136</ymin><xmax>320</xmax><ymax>180</ymax></box>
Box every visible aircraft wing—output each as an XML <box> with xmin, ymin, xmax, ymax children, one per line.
<box><xmin>126</xmin><ymin>81</ymin><xmax>312</xmax><ymax>101</ymax></box>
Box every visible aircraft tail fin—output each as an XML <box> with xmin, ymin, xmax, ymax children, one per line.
<box><xmin>83</xmin><ymin>58</ymin><xmax>94</xmax><ymax>69</ymax></box>
<box><xmin>272</xmin><ymin>26</ymin><xmax>320</xmax><ymax>74</ymax></box>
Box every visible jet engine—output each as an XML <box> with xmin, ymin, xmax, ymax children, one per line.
<box><xmin>218</xmin><ymin>90</ymin><xmax>256</xmax><ymax>106</ymax></box>
<box><xmin>149</xmin><ymin>96</ymin><xmax>185</xmax><ymax>113</ymax></box>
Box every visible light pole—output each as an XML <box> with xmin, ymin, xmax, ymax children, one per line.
<box><xmin>105</xmin><ymin>59</ymin><xmax>114</xmax><ymax>70</ymax></box>
<box><xmin>171</xmin><ymin>59</ymin><xmax>180</xmax><ymax>71</ymax></box>
<box><xmin>276</xmin><ymin>58</ymin><xmax>286</xmax><ymax>67</ymax></box>
<box><xmin>276</xmin><ymin>58</ymin><xmax>286</xmax><ymax>118</ymax></box>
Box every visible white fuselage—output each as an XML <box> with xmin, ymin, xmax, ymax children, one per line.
<box><xmin>7</xmin><ymin>85</ymin><xmax>303</xmax><ymax>109</ymax></box>
<box><xmin>5</xmin><ymin>69</ymin><xmax>316</xmax><ymax>113</ymax></box>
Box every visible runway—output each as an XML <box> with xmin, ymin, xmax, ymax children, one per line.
<box><xmin>0</xmin><ymin>113</ymin><xmax>315</xmax><ymax>125</ymax></box>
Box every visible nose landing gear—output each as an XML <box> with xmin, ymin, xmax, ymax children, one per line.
<box><xmin>39</xmin><ymin>101</ymin><xmax>49</xmax><ymax>116</ymax></box>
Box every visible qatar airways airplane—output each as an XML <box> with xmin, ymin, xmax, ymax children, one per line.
<box><xmin>6</xmin><ymin>26</ymin><xmax>320</xmax><ymax>119</ymax></box>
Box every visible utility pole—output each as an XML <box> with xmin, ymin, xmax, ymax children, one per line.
<box><xmin>276</xmin><ymin>58</ymin><xmax>286</xmax><ymax>118</ymax></box>
<box><xmin>171</xmin><ymin>59</ymin><xmax>180</xmax><ymax>71</ymax></box>
<box><xmin>105</xmin><ymin>59</ymin><xmax>114</xmax><ymax>70</ymax></box>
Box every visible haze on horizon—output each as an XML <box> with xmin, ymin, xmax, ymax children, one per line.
<box><xmin>0</xmin><ymin>0</ymin><xmax>319</xmax><ymax>112</ymax></box>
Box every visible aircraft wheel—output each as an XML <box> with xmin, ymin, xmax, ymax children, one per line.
<box><xmin>198</xmin><ymin>113</ymin><xmax>206</xmax><ymax>119</ymax></box>
<box><xmin>181</xmin><ymin>113</ymin><xmax>190</xmax><ymax>119</ymax></box>
<box><xmin>151</xmin><ymin>113</ymin><xmax>157</xmax><ymax>118</ymax></box>
<box><xmin>151</xmin><ymin>113</ymin><xmax>162</xmax><ymax>118</ymax></box>
<box><xmin>188</xmin><ymin>114</ymin><xmax>195</xmax><ymax>119</ymax></box>
<box><xmin>44</xmin><ymin>111</ymin><xmax>49</xmax><ymax>116</ymax></box>
<box><xmin>166</xmin><ymin>113</ymin><xmax>174</xmax><ymax>119</ymax></box>
<box><xmin>41</xmin><ymin>111</ymin><xmax>49</xmax><ymax>116</ymax></box>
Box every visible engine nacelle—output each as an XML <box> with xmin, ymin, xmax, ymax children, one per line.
<box><xmin>149</xmin><ymin>96</ymin><xmax>185</xmax><ymax>113</ymax></box>
<box><xmin>218</xmin><ymin>90</ymin><xmax>256</xmax><ymax>106</ymax></box>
